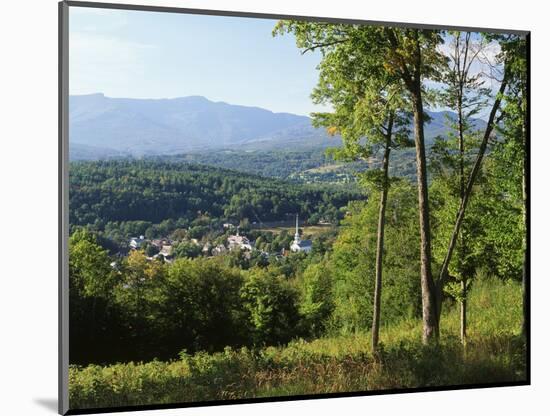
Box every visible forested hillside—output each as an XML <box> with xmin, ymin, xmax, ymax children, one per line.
<box><xmin>70</xmin><ymin>160</ymin><xmax>363</xmax><ymax>250</ymax></box>
<box><xmin>161</xmin><ymin>147</ymin><xmax>418</xmax><ymax>182</ymax></box>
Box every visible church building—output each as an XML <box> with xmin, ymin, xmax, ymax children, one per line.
<box><xmin>290</xmin><ymin>214</ymin><xmax>312</xmax><ymax>253</ymax></box>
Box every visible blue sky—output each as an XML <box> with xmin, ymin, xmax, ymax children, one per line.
<box><xmin>69</xmin><ymin>7</ymin><xmax>502</xmax><ymax>118</ymax></box>
<box><xmin>69</xmin><ymin>6</ymin><xmax>326</xmax><ymax>116</ymax></box>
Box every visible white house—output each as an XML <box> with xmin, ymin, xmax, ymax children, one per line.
<box><xmin>227</xmin><ymin>231</ymin><xmax>253</xmax><ymax>251</ymax></box>
<box><xmin>129</xmin><ymin>235</ymin><xmax>146</xmax><ymax>249</ymax></box>
<box><xmin>159</xmin><ymin>244</ymin><xmax>173</xmax><ymax>257</ymax></box>
<box><xmin>151</xmin><ymin>238</ymin><xmax>172</xmax><ymax>249</ymax></box>
<box><xmin>290</xmin><ymin>214</ymin><xmax>312</xmax><ymax>253</ymax></box>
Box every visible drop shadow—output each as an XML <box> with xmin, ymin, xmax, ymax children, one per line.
<box><xmin>34</xmin><ymin>398</ymin><xmax>58</xmax><ymax>413</ymax></box>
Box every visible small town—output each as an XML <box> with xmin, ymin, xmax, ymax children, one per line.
<box><xmin>127</xmin><ymin>214</ymin><xmax>314</xmax><ymax>264</ymax></box>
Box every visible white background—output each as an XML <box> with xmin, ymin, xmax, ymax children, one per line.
<box><xmin>0</xmin><ymin>0</ymin><xmax>548</xmax><ymax>415</ymax></box>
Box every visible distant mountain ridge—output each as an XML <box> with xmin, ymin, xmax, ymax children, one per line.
<box><xmin>69</xmin><ymin>93</ymin><xmax>486</xmax><ymax>160</ymax></box>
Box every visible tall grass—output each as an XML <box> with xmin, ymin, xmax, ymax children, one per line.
<box><xmin>69</xmin><ymin>277</ymin><xmax>526</xmax><ymax>409</ymax></box>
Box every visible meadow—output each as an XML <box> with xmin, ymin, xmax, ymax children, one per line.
<box><xmin>250</xmin><ymin>221</ymin><xmax>334</xmax><ymax>236</ymax></box>
<box><xmin>69</xmin><ymin>277</ymin><xmax>526</xmax><ymax>409</ymax></box>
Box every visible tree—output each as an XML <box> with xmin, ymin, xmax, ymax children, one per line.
<box><xmin>160</xmin><ymin>258</ymin><xmax>247</xmax><ymax>353</ymax></box>
<box><xmin>302</xmin><ymin>23</ymin><xmax>414</xmax><ymax>349</ymax></box>
<box><xmin>309</xmin><ymin>47</ymin><xmax>413</xmax><ymax>348</ymax></box>
<box><xmin>435</xmin><ymin>34</ymin><xmax>526</xmax><ymax>331</ymax></box>
<box><xmin>173</xmin><ymin>240</ymin><xmax>202</xmax><ymax>259</ymax></box>
<box><xmin>384</xmin><ymin>29</ymin><xmax>446</xmax><ymax>343</ymax></box>
<box><xmin>68</xmin><ymin>229</ymin><xmax>121</xmax><ymax>363</ymax></box>
<box><xmin>241</xmin><ymin>268</ymin><xmax>301</xmax><ymax>346</ymax></box>
<box><xmin>145</xmin><ymin>242</ymin><xmax>160</xmax><ymax>257</ymax></box>
<box><xmin>432</xmin><ymin>31</ymin><xmax>491</xmax><ymax>344</ymax></box>
<box><xmin>275</xmin><ymin>22</ymin><xmax>445</xmax><ymax>343</ymax></box>
<box><xmin>328</xmin><ymin>183</ymin><xmax>421</xmax><ymax>335</ymax></box>
<box><xmin>69</xmin><ymin>229</ymin><xmax>116</xmax><ymax>298</ymax></box>
<box><xmin>115</xmin><ymin>250</ymin><xmax>166</xmax><ymax>358</ymax></box>
<box><xmin>300</xmin><ymin>260</ymin><xmax>334</xmax><ymax>337</ymax></box>
<box><xmin>495</xmin><ymin>35</ymin><xmax>528</xmax><ymax>336</ymax></box>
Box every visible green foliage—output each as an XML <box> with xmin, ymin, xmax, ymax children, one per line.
<box><xmin>268</xmin><ymin>250</ymin><xmax>309</xmax><ymax>278</ymax></box>
<box><xmin>70</xmin><ymin>160</ymin><xmax>364</xmax><ymax>250</ymax></box>
<box><xmin>274</xmin><ymin>20</ymin><xmax>415</xmax><ymax>186</ymax></box>
<box><xmin>69</xmin><ymin>278</ymin><xmax>525</xmax><ymax>409</ymax></box>
<box><xmin>144</xmin><ymin>243</ymin><xmax>159</xmax><ymax>257</ymax></box>
<box><xmin>157</xmin><ymin>258</ymin><xmax>247</xmax><ymax>354</ymax></box>
<box><xmin>328</xmin><ymin>201</ymin><xmax>375</xmax><ymax>333</ymax></box>
<box><xmin>241</xmin><ymin>269</ymin><xmax>302</xmax><ymax>346</ymax></box>
<box><xmin>173</xmin><ymin>241</ymin><xmax>202</xmax><ymax>259</ymax></box>
<box><xmin>69</xmin><ymin>229</ymin><xmax>116</xmax><ymax>298</ymax></box>
<box><xmin>430</xmin><ymin>149</ymin><xmax>524</xmax><ymax>284</ymax></box>
<box><xmin>475</xmin><ymin>152</ymin><xmax>524</xmax><ymax>280</ymax></box>
<box><xmin>299</xmin><ymin>261</ymin><xmax>334</xmax><ymax>336</ymax></box>
<box><xmin>68</xmin><ymin>157</ymin><xmax>524</xmax><ymax>365</ymax></box>
<box><xmin>483</xmin><ymin>34</ymin><xmax>527</xmax><ymax>281</ymax></box>
<box><xmin>173</xmin><ymin>148</ymin><xmax>359</xmax><ymax>181</ymax></box>
<box><xmin>327</xmin><ymin>181</ymin><xmax>421</xmax><ymax>334</ymax></box>
<box><xmin>429</xmin><ymin>32</ymin><xmax>495</xmax><ymax>308</ymax></box>
<box><xmin>174</xmin><ymin>147</ymin><xmax>422</xmax><ymax>184</ymax></box>
<box><xmin>69</xmin><ymin>237</ymin><xmax>310</xmax><ymax>364</ymax></box>
<box><xmin>70</xmin><ymin>160</ymin><xmax>361</xmax><ymax>226</ymax></box>
<box><xmin>67</xmin><ymin>27</ymin><xmax>528</xmax><ymax>410</ymax></box>
<box><xmin>69</xmin><ymin>229</ymin><xmax>127</xmax><ymax>363</ymax></box>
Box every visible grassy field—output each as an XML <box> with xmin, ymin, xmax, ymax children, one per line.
<box><xmin>251</xmin><ymin>221</ymin><xmax>335</xmax><ymax>236</ymax></box>
<box><xmin>69</xmin><ymin>277</ymin><xmax>526</xmax><ymax>410</ymax></box>
<box><xmin>303</xmin><ymin>163</ymin><xmax>346</xmax><ymax>174</ymax></box>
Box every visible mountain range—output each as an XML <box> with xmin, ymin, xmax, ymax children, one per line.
<box><xmin>69</xmin><ymin>93</ymin><xmax>486</xmax><ymax>160</ymax></box>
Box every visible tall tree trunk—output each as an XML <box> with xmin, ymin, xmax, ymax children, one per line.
<box><xmin>460</xmin><ymin>279</ymin><xmax>467</xmax><ymax>344</ymax></box>
<box><xmin>387</xmin><ymin>28</ymin><xmax>438</xmax><ymax>343</ymax></box>
<box><xmin>457</xmin><ymin>88</ymin><xmax>467</xmax><ymax>346</ymax></box>
<box><xmin>412</xmin><ymin>90</ymin><xmax>439</xmax><ymax>344</ymax></box>
<box><xmin>371</xmin><ymin>114</ymin><xmax>394</xmax><ymax>351</ymax></box>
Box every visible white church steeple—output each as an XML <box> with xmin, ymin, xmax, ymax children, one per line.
<box><xmin>294</xmin><ymin>214</ymin><xmax>300</xmax><ymax>244</ymax></box>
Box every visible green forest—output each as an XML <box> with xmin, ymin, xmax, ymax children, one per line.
<box><xmin>68</xmin><ymin>26</ymin><xmax>527</xmax><ymax>410</ymax></box>
<box><xmin>69</xmin><ymin>160</ymin><xmax>361</xmax><ymax>252</ymax></box>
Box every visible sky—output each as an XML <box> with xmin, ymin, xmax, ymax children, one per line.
<box><xmin>69</xmin><ymin>6</ymin><xmax>326</xmax><ymax>116</ymax></box>
<box><xmin>69</xmin><ymin>6</ymin><xmax>503</xmax><ymax>118</ymax></box>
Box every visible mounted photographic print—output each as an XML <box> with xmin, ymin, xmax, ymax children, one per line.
<box><xmin>59</xmin><ymin>1</ymin><xmax>530</xmax><ymax>414</ymax></box>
